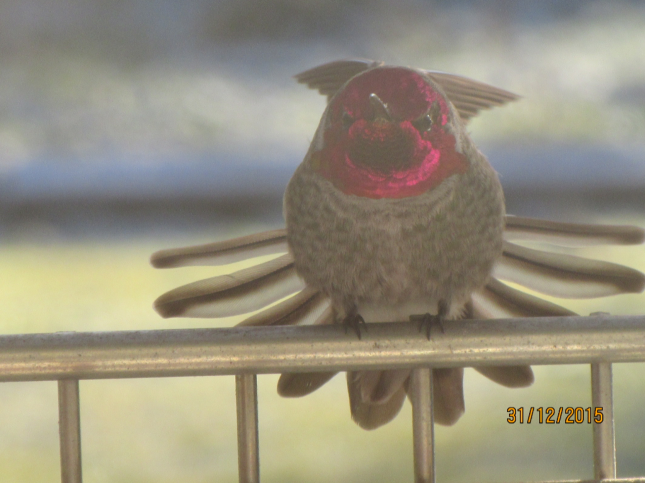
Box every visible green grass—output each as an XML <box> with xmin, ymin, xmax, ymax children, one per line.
<box><xmin>1</xmin><ymin>225</ymin><xmax>644</xmax><ymax>482</ymax></box>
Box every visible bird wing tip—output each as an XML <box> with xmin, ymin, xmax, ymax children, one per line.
<box><xmin>150</xmin><ymin>253</ymin><xmax>171</xmax><ymax>269</ymax></box>
<box><xmin>153</xmin><ymin>302</ymin><xmax>175</xmax><ymax>319</ymax></box>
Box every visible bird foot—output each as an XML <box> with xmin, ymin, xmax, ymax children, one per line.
<box><xmin>410</xmin><ymin>313</ymin><xmax>444</xmax><ymax>340</ymax></box>
<box><xmin>410</xmin><ymin>300</ymin><xmax>448</xmax><ymax>340</ymax></box>
<box><xmin>342</xmin><ymin>313</ymin><xmax>367</xmax><ymax>340</ymax></box>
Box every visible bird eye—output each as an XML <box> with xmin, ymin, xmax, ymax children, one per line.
<box><xmin>412</xmin><ymin>114</ymin><xmax>433</xmax><ymax>132</ymax></box>
<box><xmin>342</xmin><ymin>111</ymin><xmax>354</xmax><ymax>130</ymax></box>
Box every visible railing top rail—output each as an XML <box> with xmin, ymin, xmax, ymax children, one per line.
<box><xmin>1</xmin><ymin>314</ymin><xmax>644</xmax><ymax>382</ymax></box>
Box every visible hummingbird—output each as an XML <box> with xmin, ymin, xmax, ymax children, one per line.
<box><xmin>151</xmin><ymin>60</ymin><xmax>645</xmax><ymax>430</ymax></box>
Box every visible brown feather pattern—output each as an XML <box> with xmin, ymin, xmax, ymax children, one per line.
<box><xmin>294</xmin><ymin>59</ymin><xmax>519</xmax><ymax>121</ymax></box>
<box><xmin>504</xmin><ymin>216</ymin><xmax>645</xmax><ymax>246</ymax></box>
<box><xmin>495</xmin><ymin>241</ymin><xmax>645</xmax><ymax>298</ymax></box>
<box><xmin>151</xmin><ymin>229</ymin><xmax>287</xmax><ymax>268</ymax></box>
<box><xmin>238</xmin><ymin>287</ymin><xmax>329</xmax><ymax>327</ymax></box>
<box><xmin>153</xmin><ymin>254</ymin><xmax>304</xmax><ymax>318</ymax></box>
<box><xmin>151</xmin><ymin>59</ymin><xmax>644</xmax><ymax>430</ymax></box>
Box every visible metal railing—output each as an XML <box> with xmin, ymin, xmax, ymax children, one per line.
<box><xmin>2</xmin><ymin>314</ymin><xmax>645</xmax><ymax>483</ymax></box>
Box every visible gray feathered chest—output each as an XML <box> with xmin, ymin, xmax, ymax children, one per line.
<box><xmin>284</xmin><ymin>146</ymin><xmax>505</xmax><ymax>312</ymax></box>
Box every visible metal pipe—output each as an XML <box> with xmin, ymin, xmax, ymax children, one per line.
<box><xmin>58</xmin><ymin>379</ymin><xmax>83</xmax><ymax>483</ymax></box>
<box><xmin>0</xmin><ymin>315</ymin><xmax>644</xmax><ymax>382</ymax></box>
<box><xmin>591</xmin><ymin>363</ymin><xmax>616</xmax><ymax>479</ymax></box>
<box><xmin>410</xmin><ymin>368</ymin><xmax>434</xmax><ymax>483</ymax></box>
<box><xmin>513</xmin><ymin>480</ymin><xmax>645</xmax><ymax>483</ymax></box>
<box><xmin>236</xmin><ymin>374</ymin><xmax>260</xmax><ymax>483</ymax></box>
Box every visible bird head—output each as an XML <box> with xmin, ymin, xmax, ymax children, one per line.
<box><xmin>309</xmin><ymin>67</ymin><xmax>469</xmax><ymax>199</ymax></box>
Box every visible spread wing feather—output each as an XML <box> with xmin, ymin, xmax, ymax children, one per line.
<box><xmin>472</xmin><ymin>277</ymin><xmax>577</xmax><ymax>318</ymax></box>
<box><xmin>294</xmin><ymin>59</ymin><xmax>383</xmax><ymax>99</ymax></box>
<box><xmin>295</xmin><ymin>59</ymin><xmax>519</xmax><ymax>121</ymax></box>
<box><xmin>151</xmin><ymin>229</ymin><xmax>287</xmax><ymax>268</ymax></box>
<box><xmin>504</xmin><ymin>216</ymin><xmax>645</xmax><ymax>246</ymax></box>
<box><xmin>494</xmin><ymin>241</ymin><xmax>645</xmax><ymax>298</ymax></box>
<box><xmin>425</xmin><ymin>71</ymin><xmax>520</xmax><ymax>120</ymax></box>
<box><xmin>153</xmin><ymin>254</ymin><xmax>304</xmax><ymax>318</ymax></box>
<box><xmin>238</xmin><ymin>287</ymin><xmax>330</xmax><ymax>327</ymax></box>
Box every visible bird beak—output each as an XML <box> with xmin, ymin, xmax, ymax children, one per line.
<box><xmin>369</xmin><ymin>93</ymin><xmax>392</xmax><ymax>121</ymax></box>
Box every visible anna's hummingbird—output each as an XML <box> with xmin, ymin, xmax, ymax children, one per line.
<box><xmin>152</xmin><ymin>60</ymin><xmax>645</xmax><ymax>430</ymax></box>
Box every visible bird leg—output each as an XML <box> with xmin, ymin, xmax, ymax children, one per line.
<box><xmin>410</xmin><ymin>299</ymin><xmax>448</xmax><ymax>340</ymax></box>
<box><xmin>342</xmin><ymin>312</ymin><xmax>367</xmax><ymax>340</ymax></box>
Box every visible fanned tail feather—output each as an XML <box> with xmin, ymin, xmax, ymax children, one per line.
<box><xmin>470</xmin><ymin>277</ymin><xmax>577</xmax><ymax>388</ymax></box>
<box><xmin>275</xmin><ymin>303</ymin><xmax>338</xmax><ymax>397</ymax></box>
<box><xmin>427</xmin><ymin>368</ymin><xmax>465</xmax><ymax>426</ymax></box>
<box><xmin>353</xmin><ymin>369</ymin><xmax>412</xmax><ymax>405</ymax></box>
<box><xmin>237</xmin><ymin>287</ymin><xmax>339</xmax><ymax>398</ymax></box>
<box><xmin>348</xmin><ymin>372</ymin><xmax>408</xmax><ymax>430</ymax></box>
<box><xmin>475</xmin><ymin>366</ymin><xmax>534</xmax><ymax>388</ymax></box>
<box><xmin>278</xmin><ymin>372</ymin><xmax>338</xmax><ymax>398</ymax></box>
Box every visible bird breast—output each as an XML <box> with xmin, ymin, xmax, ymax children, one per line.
<box><xmin>284</xmin><ymin>142</ymin><xmax>505</xmax><ymax>313</ymax></box>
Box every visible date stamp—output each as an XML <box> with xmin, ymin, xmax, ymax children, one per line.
<box><xmin>507</xmin><ymin>407</ymin><xmax>604</xmax><ymax>424</ymax></box>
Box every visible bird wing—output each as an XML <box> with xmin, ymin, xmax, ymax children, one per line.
<box><xmin>150</xmin><ymin>229</ymin><xmax>287</xmax><ymax>268</ymax></box>
<box><xmin>504</xmin><ymin>215</ymin><xmax>645</xmax><ymax>246</ymax></box>
<box><xmin>294</xmin><ymin>59</ymin><xmax>383</xmax><ymax>100</ymax></box>
<box><xmin>295</xmin><ymin>59</ymin><xmax>520</xmax><ymax>121</ymax></box>
<box><xmin>494</xmin><ymin>241</ymin><xmax>645</xmax><ymax>299</ymax></box>
<box><xmin>152</xmin><ymin>216</ymin><xmax>643</xmax><ymax>318</ymax></box>
<box><xmin>424</xmin><ymin>71</ymin><xmax>520</xmax><ymax>120</ymax></box>
<box><xmin>153</xmin><ymin>254</ymin><xmax>303</xmax><ymax>318</ymax></box>
<box><xmin>150</xmin><ymin>216</ymin><xmax>645</xmax><ymax>319</ymax></box>
<box><xmin>151</xmin><ymin>217</ymin><xmax>644</xmax><ymax>427</ymax></box>
<box><xmin>238</xmin><ymin>286</ymin><xmax>330</xmax><ymax>327</ymax></box>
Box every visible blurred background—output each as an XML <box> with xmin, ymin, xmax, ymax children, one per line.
<box><xmin>1</xmin><ymin>0</ymin><xmax>645</xmax><ymax>482</ymax></box>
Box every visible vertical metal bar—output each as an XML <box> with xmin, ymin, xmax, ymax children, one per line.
<box><xmin>410</xmin><ymin>367</ymin><xmax>435</xmax><ymax>483</ymax></box>
<box><xmin>591</xmin><ymin>362</ymin><xmax>616</xmax><ymax>479</ymax></box>
<box><xmin>236</xmin><ymin>374</ymin><xmax>260</xmax><ymax>483</ymax></box>
<box><xmin>58</xmin><ymin>379</ymin><xmax>82</xmax><ymax>483</ymax></box>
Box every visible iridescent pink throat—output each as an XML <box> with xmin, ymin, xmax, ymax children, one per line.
<box><xmin>312</xmin><ymin>68</ymin><xmax>469</xmax><ymax>199</ymax></box>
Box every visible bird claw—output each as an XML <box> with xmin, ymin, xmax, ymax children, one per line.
<box><xmin>343</xmin><ymin>313</ymin><xmax>367</xmax><ymax>340</ymax></box>
<box><xmin>410</xmin><ymin>300</ymin><xmax>448</xmax><ymax>340</ymax></box>
<box><xmin>410</xmin><ymin>313</ymin><xmax>444</xmax><ymax>340</ymax></box>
